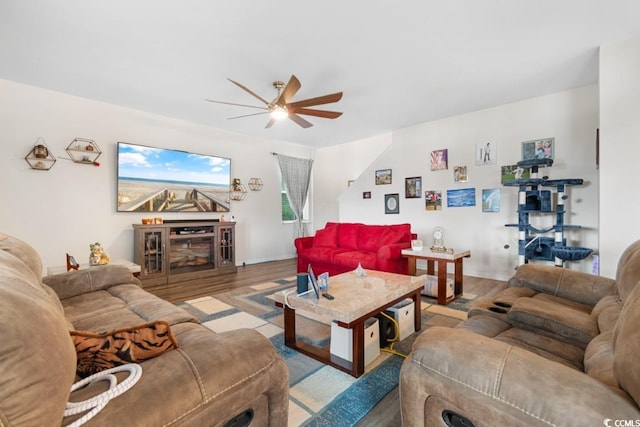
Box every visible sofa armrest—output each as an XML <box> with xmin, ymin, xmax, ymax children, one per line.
<box><xmin>294</xmin><ymin>236</ymin><xmax>314</xmax><ymax>252</ymax></box>
<box><xmin>508</xmin><ymin>263</ymin><xmax>618</xmax><ymax>306</ymax></box>
<box><xmin>377</xmin><ymin>241</ymin><xmax>411</xmax><ymax>260</ymax></box>
<box><xmin>400</xmin><ymin>327</ymin><xmax>640</xmax><ymax>427</ymax></box>
<box><xmin>42</xmin><ymin>265</ymin><xmax>141</xmax><ymax>300</ymax></box>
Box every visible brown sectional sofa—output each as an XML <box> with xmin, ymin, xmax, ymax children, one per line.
<box><xmin>294</xmin><ymin>222</ymin><xmax>415</xmax><ymax>276</ymax></box>
<box><xmin>0</xmin><ymin>233</ymin><xmax>289</xmax><ymax>427</ymax></box>
<box><xmin>400</xmin><ymin>239</ymin><xmax>640</xmax><ymax>426</ymax></box>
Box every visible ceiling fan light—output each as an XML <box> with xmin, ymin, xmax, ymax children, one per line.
<box><xmin>270</xmin><ymin>106</ymin><xmax>288</xmax><ymax>120</ymax></box>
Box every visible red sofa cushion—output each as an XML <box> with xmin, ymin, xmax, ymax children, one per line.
<box><xmin>337</xmin><ymin>223</ymin><xmax>362</xmax><ymax>250</ymax></box>
<box><xmin>313</xmin><ymin>225</ymin><xmax>339</xmax><ymax>247</ymax></box>
<box><xmin>359</xmin><ymin>225</ymin><xmax>405</xmax><ymax>252</ymax></box>
<box><xmin>333</xmin><ymin>250</ymin><xmax>377</xmax><ymax>270</ymax></box>
<box><xmin>299</xmin><ymin>247</ymin><xmax>349</xmax><ymax>265</ymax></box>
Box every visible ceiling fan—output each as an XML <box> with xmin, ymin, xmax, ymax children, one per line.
<box><xmin>205</xmin><ymin>74</ymin><xmax>343</xmax><ymax>129</ymax></box>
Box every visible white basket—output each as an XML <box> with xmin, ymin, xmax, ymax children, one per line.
<box><xmin>422</xmin><ymin>275</ymin><xmax>454</xmax><ymax>299</ymax></box>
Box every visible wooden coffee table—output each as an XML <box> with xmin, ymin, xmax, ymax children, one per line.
<box><xmin>273</xmin><ymin>270</ymin><xmax>426</xmax><ymax>378</ymax></box>
<box><xmin>401</xmin><ymin>249</ymin><xmax>471</xmax><ymax>305</ymax></box>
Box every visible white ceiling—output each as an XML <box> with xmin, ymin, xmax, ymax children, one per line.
<box><xmin>1</xmin><ymin>1</ymin><xmax>639</xmax><ymax>148</ymax></box>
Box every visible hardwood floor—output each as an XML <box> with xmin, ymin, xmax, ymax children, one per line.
<box><xmin>143</xmin><ymin>258</ymin><xmax>298</xmax><ymax>303</ymax></box>
<box><xmin>143</xmin><ymin>259</ymin><xmax>507</xmax><ymax>426</ymax></box>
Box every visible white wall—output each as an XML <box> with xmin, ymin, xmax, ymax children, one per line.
<box><xmin>312</xmin><ymin>133</ymin><xmax>392</xmax><ymax>232</ymax></box>
<box><xmin>0</xmin><ymin>79</ymin><xmax>312</xmax><ymax>271</ymax></box>
<box><xmin>331</xmin><ymin>86</ymin><xmax>599</xmax><ymax>280</ymax></box>
<box><xmin>599</xmin><ymin>37</ymin><xmax>640</xmax><ymax>278</ymax></box>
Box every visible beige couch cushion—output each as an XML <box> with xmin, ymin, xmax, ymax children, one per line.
<box><xmin>613</xmin><ymin>279</ymin><xmax>640</xmax><ymax>406</ymax></box>
<box><xmin>0</xmin><ymin>250</ymin><xmax>77</xmax><ymax>427</ymax></box>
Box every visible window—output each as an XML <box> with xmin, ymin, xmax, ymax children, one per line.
<box><xmin>281</xmin><ymin>179</ymin><xmax>309</xmax><ymax>222</ymax></box>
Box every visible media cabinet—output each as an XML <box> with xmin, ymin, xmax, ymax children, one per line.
<box><xmin>133</xmin><ymin>220</ymin><xmax>236</xmax><ymax>286</ymax></box>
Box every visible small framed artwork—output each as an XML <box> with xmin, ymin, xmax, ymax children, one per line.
<box><xmin>384</xmin><ymin>193</ymin><xmax>400</xmax><ymax>214</ymax></box>
<box><xmin>521</xmin><ymin>137</ymin><xmax>554</xmax><ymax>160</ymax></box>
<box><xmin>482</xmin><ymin>188</ymin><xmax>501</xmax><ymax>212</ymax></box>
<box><xmin>446</xmin><ymin>188</ymin><xmax>476</xmax><ymax>208</ymax></box>
<box><xmin>425</xmin><ymin>190</ymin><xmax>442</xmax><ymax>211</ymax></box>
<box><xmin>475</xmin><ymin>142</ymin><xmax>497</xmax><ymax>165</ymax></box>
<box><xmin>430</xmin><ymin>149</ymin><xmax>448</xmax><ymax>171</ymax></box>
<box><xmin>501</xmin><ymin>164</ymin><xmax>530</xmax><ymax>183</ymax></box>
<box><xmin>375</xmin><ymin>169</ymin><xmax>392</xmax><ymax>185</ymax></box>
<box><xmin>405</xmin><ymin>176</ymin><xmax>422</xmax><ymax>198</ymax></box>
<box><xmin>363</xmin><ymin>191</ymin><xmax>371</xmax><ymax>199</ymax></box>
<box><xmin>453</xmin><ymin>166</ymin><xmax>468</xmax><ymax>183</ymax></box>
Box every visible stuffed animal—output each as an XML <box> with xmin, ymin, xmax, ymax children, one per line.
<box><xmin>89</xmin><ymin>242</ymin><xmax>110</xmax><ymax>265</ymax></box>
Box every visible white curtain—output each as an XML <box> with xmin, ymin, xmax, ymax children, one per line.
<box><xmin>276</xmin><ymin>154</ymin><xmax>313</xmax><ymax>237</ymax></box>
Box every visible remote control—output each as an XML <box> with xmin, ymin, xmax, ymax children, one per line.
<box><xmin>322</xmin><ymin>293</ymin><xmax>334</xmax><ymax>300</ymax></box>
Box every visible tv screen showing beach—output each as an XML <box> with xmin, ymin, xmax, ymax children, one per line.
<box><xmin>117</xmin><ymin>142</ymin><xmax>231</xmax><ymax>212</ymax></box>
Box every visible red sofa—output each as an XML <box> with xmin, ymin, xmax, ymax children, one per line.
<box><xmin>294</xmin><ymin>222</ymin><xmax>415</xmax><ymax>276</ymax></box>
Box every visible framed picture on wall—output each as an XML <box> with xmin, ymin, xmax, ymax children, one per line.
<box><xmin>521</xmin><ymin>137</ymin><xmax>554</xmax><ymax>160</ymax></box>
<box><xmin>475</xmin><ymin>142</ymin><xmax>497</xmax><ymax>165</ymax></box>
<box><xmin>384</xmin><ymin>193</ymin><xmax>400</xmax><ymax>214</ymax></box>
<box><xmin>482</xmin><ymin>188</ymin><xmax>501</xmax><ymax>212</ymax></box>
<box><xmin>405</xmin><ymin>177</ymin><xmax>422</xmax><ymax>198</ymax></box>
<box><xmin>454</xmin><ymin>166</ymin><xmax>468</xmax><ymax>183</ymax></box>
<box><xmin>363</xmin><ymin>191</ymin><xmax>371</xmax><ymax>199</ymax></box>
<box><xmin>425</xmin><ymin>190</ymin><xmax>442</xmax><ymax>211</ymax></box>
<box><xmin>375</xmin><ymin>169</ymin><xmax>392</xmax><ymax>185</ymax></box>
<box><xmin>430</xmin><ymin>149</ymin><xmax>448</xmax><ymax>171</ymax></box>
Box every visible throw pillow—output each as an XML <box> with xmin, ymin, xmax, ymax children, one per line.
<box><xmin>70</xmin><ymin>321</ymin><xmax>179</xmax><ymax>378</ymax></box>
<box><xmin>313</xmin><ymin>226</ymin><xmax>339</xmax><ymax>247</ymax></box>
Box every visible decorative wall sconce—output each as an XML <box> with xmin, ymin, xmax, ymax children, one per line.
<box><xmin>230</xmin><ymin>178</ymin><xmax>247</xmax><ymax>201</ymax></box>
<box><xmin>248</xmin><ymin>178</ymin><xmax>263</xmax><ymax>191</ymax></box>
<box><xmin>25</xmin><ymin>137</ymin><xmax>56</xmax><ymax>170</ymax></box>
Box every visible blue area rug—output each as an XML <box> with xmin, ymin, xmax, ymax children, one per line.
<box><xmin>177</xmin><ymin>277</ymin><xmax>473</xmax><ymax>426</ymax></box>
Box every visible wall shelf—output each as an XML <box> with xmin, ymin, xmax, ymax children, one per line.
<box><xmin>66</xmin><ymin>138</ymin><xmax>102</xmax><ymax>165</ymax></box>
<box><xmin>25</xmin><ymin>138</ymin><xmax>56</xmax><ymax>170</ymax></box>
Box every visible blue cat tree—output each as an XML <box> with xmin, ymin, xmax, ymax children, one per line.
<box><xmin>504</xmin><ymin>158</ymin><xmax>592</xmax><ymax>267</ymax></box>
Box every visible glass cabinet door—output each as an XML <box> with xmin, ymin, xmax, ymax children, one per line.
<box><xmin>218</xmin><ymin>225</ymin><xmax>234</xmax><ymax>266</ymax></box>
<box><xmin>141</xmin><ymin>229</ymin><xmax>165</xmax><ymax>277</ymax></box>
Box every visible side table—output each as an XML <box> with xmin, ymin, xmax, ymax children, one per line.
<box><xmin>401</xmin><ymin>249</ymin><xmax>471</xmax><ymax>304</ymax></box>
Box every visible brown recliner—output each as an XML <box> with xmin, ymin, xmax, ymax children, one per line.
<box><xmin>399</xmin><ymin>240</ymin><xmax>640</xmax><ymax>426</ymax></box>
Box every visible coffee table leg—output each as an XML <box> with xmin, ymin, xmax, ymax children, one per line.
<box><xmin>283</xmin><ymin>305</ymin><xmax>296</xmax><ymax>346</ymax></box>
<box><xmin>411</xmin><ymin>289</ymin><xmax>421</xmax><ymax>332</ymax></box>
<box><xmin>351</xmin><ymin>322</ymin><xmax>365</xmax><ymax>377</ymax></box>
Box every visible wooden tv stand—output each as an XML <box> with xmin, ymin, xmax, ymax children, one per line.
<box><xmin>133</xmin><ymin>220</ymin><xmax>236</xmax><ymax>286</ymax></box>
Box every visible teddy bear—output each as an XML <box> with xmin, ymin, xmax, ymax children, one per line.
<box><xmin>89</xmin><ymin>242</ymin><xmax>110</xmax><ymax>265</ymax></box>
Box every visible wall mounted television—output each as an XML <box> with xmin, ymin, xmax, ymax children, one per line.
<box><xmin>117</xmin><ymin>142</ymin><xmax>231</xmax><ymax>212</ymax></box>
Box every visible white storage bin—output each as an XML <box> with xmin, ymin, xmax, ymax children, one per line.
<box><xmin>330</xmin><ymin>317</ymin><xmax>380</xmax><ymax>367</ymax></box>
<box><xmin>422</xmin><ymin>274</ymin><xmax>454</xmax><ymax>299</ymax></box>
<box><xmin>385</xmin><ymin>299</ymin><xmax>415</xmax><ymax>341</ymax></box>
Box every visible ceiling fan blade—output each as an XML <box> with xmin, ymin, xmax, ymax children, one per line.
<box><xmin>288</xmin><ymin>107</ymin><xmax>342</xmax><ymax>119</ymax></box>
<box><xmin>288</xmin><ymin>113</ymin><xmax>314</xmax><ymax>128</ymax></box>
<box><xmin>265</xmin><ymin>117</ymin><xmax>276</xmax><ymax>129</ymax></box>
<box><xmin>205</xmin><ymin>99</ymin><xmax>269</xmax><ymax>110</ymax></box>
<box><xmin>275</xmin><ymin>75</ymin><xmax>301</xmax><ymax>107</ymax></box>
<box><xmin>287</xmin><ymin>91</ymin><xmax>343</xmax><ymax>109</ymax></box>
<box><xmin>227</xmin><ymin>78</ymin><xmax>271</xmax><ymax>105</ymax></box>
<box><xmin>228</xmin><ymin>111</ymin><xmax>270</xmax><ymax>119</ymax></box>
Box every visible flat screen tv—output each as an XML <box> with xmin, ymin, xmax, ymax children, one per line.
<box><xmin>117</xmin><ymin>142</ymin><xmax>231</xmax><ymax>212</ymax></box>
